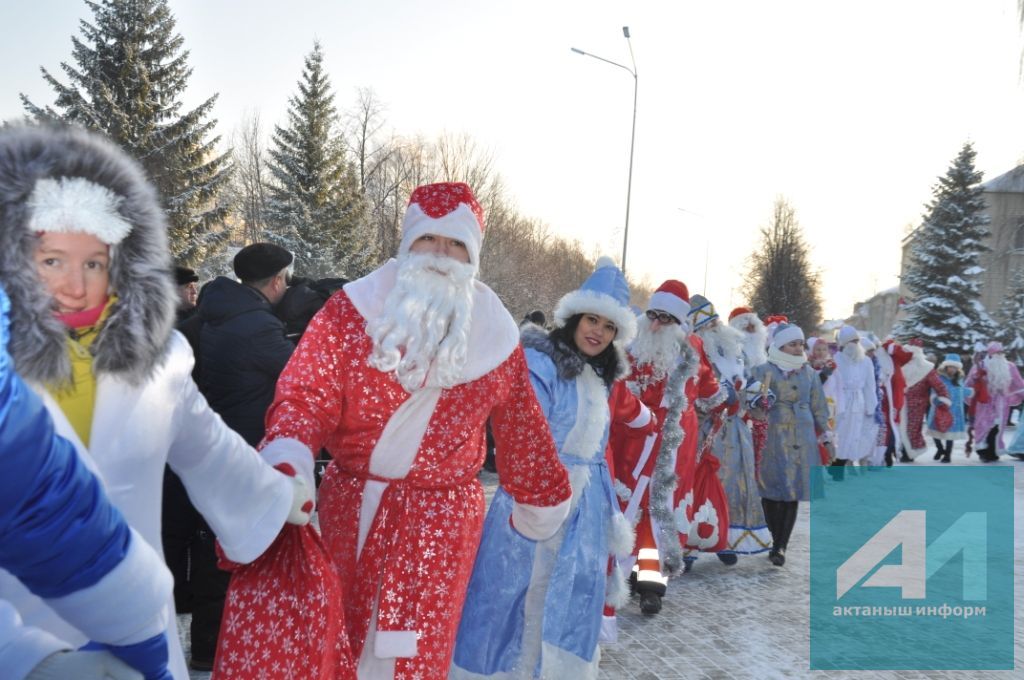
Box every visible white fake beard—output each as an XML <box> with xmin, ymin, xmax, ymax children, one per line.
<box><xmin>630</xmin><ymin>317</ymin><xmax>686</xmax><ymax>382</ymax></box>
<box><xmin>875</xmin><ymin>346</ymin><xmax>894</xmax><ymax>379</ymax></box>
<box><xmin>367</xmin><ymin>252</ymin><xmax>475</xmax><ymax>392</ymax></box>
<box><xmin>842</xmin><ymin>341</ymin><xmax>865</xmax><ymax>363</ymax></box>
<box><xmin>987</xmin><ymin>354</ymin><xmax>1011</xmax><ymax>393</ymax></box>
<box><xmin>698</xmin><ymin>323</ymin><xmax>745</xmax><ymax>364</ymax></box>
<box><xmin>730</xmin><ymin>317</ymin><xmax>767</xmax><ymax>367</ymax></box>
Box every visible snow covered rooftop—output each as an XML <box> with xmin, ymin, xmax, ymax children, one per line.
<box><xmin>982</xmin><ymin>164</ymin><xmax>1024</xmax><ymax>193</ymax></box>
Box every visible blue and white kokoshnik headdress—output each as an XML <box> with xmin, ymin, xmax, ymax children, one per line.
<box><xmin>553</xmin><ymin>256</ymin><xmax>637</xmax><ymax>345</ymax></box>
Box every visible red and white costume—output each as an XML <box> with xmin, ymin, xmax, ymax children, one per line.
<box><xmin>610</xmin><ymin>342</ymin><xmax>698</xmax><ymax>595</ymax></box>
<box><xmin>261</xmin><ymin>191</ymin><xmax>571</xmax><ymax>679</ymax></box>
<box><xmin>899</xmin><ymin>345</ymin><xmax>949</xmax><ymax>458</ymax></box>
<box><xmin>675</xmin><ymin>334</ymin><xmax>727</xmax><ymax>552</ymax></box>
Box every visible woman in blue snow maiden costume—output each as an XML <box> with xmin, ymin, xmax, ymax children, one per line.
<box><xmin>926</xmin><ymin>353</ymin><xmax>972</xmax><ymax>463</ymax></box>
<box><xmin>451</xmin><ymin>257</ymin><xmax>656</xmax><ymax>679</ymax></box>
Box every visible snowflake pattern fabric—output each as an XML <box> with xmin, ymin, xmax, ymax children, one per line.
<box><xmin>263</xmin><ymin>292</ymin><xmax>569</xmax><ymax>679</ymax></box>
<box><xmin>215</xmin><ymin>526</ymin><xmax>355</xmax><ymax>679</ymax></box>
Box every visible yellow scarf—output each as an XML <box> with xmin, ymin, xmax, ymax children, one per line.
<box><xmin>48</xmin><ymin>296</ymin><xmax>116</xmax><ymax>447</ymax></box>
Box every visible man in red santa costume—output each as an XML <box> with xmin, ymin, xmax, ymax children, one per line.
<box><xmin>728</xmin><ymin>306</ymin><xmax>768</xmax><ymax>369</ymax></box>
<box><xmin>898</xmin><ymin>338</ymin><xmax>950</xmax><ymax>460</ymax></box>
<box><xmin>259</xmin><ymin>182</ymin><xmax>572</xmax><ymax>679</ymax></box>
<box><xmin>878</xmin><ymin>339</ymin><xmax>911</xmax><ymax>465</ymax></box>
<box><xmin>675</xmin><ymin>295</ymin><xmax>729</xmax><ymax>572</ymax></box>
<box><xmin>608</xmin><ymin>280</ymin><xmax>696</xmax><ymax>616</ymax></box>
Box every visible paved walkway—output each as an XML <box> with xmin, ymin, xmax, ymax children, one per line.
<box><xmin>186</xmin><ymin>438</ymin><xmax>1023</xmax><ymax>679</ymax></box>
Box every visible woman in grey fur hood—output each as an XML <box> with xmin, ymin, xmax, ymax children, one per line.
<box><xmin>0</xmin><ymin>124</ymin><xmax>312</xmax><ymax>680</ymax></box>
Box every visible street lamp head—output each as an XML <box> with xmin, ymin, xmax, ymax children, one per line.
<box><xmin>622</xmin><ymin>26</ymin><xmax>630</xmax><ymax>38</ymax></box>
<box><xmin>570</xmin><ymin>47</ymin><xmax>585</xmax><ymax>55</ymax></box>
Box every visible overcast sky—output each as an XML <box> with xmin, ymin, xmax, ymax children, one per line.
<box><xmin>3</xmin><ymin>0</ymin><xmax>1024</xmax><ymax>320</ymax></box>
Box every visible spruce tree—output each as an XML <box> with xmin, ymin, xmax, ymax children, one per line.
<box><xmin>894</xmin><ymin>143</ymin><xmax>995</xmax><ymax>354</ymax></box>
<box><xmin>742</xmin><ymin>197</ymin><xmax>823</xmax><ymax>332</ymax></box>
<box><xmin>21</xmin><ymin>0</ymin><xmax>232</xmax><ymax>265</ymax></box>
<box><xmin>996</xmin><ymin>268</ymin><xmax>1024</xmax><ymax>363</ymax></box>
<box><xmin>266</xmin><ymin>42</ymin><xmax>374</xmax><ymax>279</ymax></box>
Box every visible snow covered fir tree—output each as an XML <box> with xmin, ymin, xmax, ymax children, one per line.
<box><xmin>996</xmin><ymin>267</ymin><xmax>1024</xmax><ymax>363</ymax></box>
<box><xmin>266</xmin><ymin>42</ymin><xmax>375</xmax><ymax>279</ymax></box>
<box><xmin>21</xmin><ymin>0</ymin><xmax>231</xmax><ymax>265</ymax></box>
<box><xmin>894</xmin><ymin>142</ymin><xmax>996</xmax><ymax>354</ymax></box>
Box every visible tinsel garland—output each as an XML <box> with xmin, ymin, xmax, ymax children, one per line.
<box><xmin>648</xmin><ymin>339</ymin><xmax>698</xmax><ymax>575</ymax></box>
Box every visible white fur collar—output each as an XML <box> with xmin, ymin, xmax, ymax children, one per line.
<box><xmin>902</xmin><ymin>354</ymin><xmax>934</xmax><ymax>389</ymax></box>
<box><xmin>344</xmin><ymin>259</ymin><xmax>519</xmax><ymax>384</ymax></box>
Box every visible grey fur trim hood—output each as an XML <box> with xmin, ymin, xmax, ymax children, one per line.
<box><xmin>520</xmin><ymin>323</ymin><xmax>629</xmax><ymax>387</ymax></box>
<box><xmin>0</xmin><ymin>124</ymin><xmax>177</xmax><ymax>386</ymax></box>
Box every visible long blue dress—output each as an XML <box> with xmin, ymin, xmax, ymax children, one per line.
<box><xmin>451</xmin><ymin>332</ymin><xmax>626</xmax><ymax>679</ymax></box>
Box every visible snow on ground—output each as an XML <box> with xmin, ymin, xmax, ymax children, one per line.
<box><xmin>185</xmin><ymin>433</ymin><xmax>1024</xmax><ymax>679</ymax></box>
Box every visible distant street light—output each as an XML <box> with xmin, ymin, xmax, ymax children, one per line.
<box><xmin>571</xmin><ymin>26</ymin><xmax>638</xmax><ymax>276</ymax></box>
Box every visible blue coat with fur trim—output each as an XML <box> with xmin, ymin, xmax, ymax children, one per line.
<box><xmin>926</xmin><ymin>374</ymin><xmax>972</xmax><ymax>440</ymax></box>
<box><xmin>452</xmin><ymin>328</ymin><xmax>645</xmax><ymax>680</ymax></box>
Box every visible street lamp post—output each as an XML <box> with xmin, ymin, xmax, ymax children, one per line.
<box><xmin>571</xmin><ymin>26</ymin><xmax>638</xmax><ymax>276</ymax></box>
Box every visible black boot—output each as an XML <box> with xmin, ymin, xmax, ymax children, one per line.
<box><xmin>717</xmin><ymin>552</ymin><xmax>738</xmax><ymax>566</ymax></box>
<box><xmin>773</xmin><ymin>501</ymin><xmax>799</xmax><ymax>568</ymax></box>
<box><xmin>828</xmin><ymin>459</ymin><xmax>847</xmax><ymax>481</ymax></box>
<box><xmin>762</xmin><ymin>498</ymin><xmax>783</xmax><ymax>563</ymax></box>
<box><xmin>639</xmin><ymin>591</ymin><xmax>662</xmax><ymax>615</ymax></box>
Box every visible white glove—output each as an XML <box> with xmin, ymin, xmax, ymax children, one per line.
<box><xmin>27</xmin><ymin>650</ymin><xmax>142</xmax><ymax>680</ymax></box>
<box><xmin>286</xmin><ymin>473</ymin><xmax>314</xmax><ymax>525</ymax></box>
<box><xmin>937</xmin><ymin>396</ymin><xmax>952</xmax><ymax>407</ymax></box>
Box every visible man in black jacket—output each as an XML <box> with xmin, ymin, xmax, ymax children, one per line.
<box><xmin>163</xmin><ymin>242</ymin><xmax>295</xmax><ymax>670</ymax></box>
<box><xmin>196</xmin><ymin>243</ymin><xmax>295</xmax><ymax>445</ymax></box>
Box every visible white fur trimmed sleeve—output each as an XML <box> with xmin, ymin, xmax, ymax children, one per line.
<box><xmin>167</xmin><ymin>374</ymin><xmax>293</xmax><ymax>564</ymax></box>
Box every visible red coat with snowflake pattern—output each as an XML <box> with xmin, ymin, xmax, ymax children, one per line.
<box><xmin>261</xmin><ymin>288</ymin><xmax>571</xmax><ymax>680</ymax></box>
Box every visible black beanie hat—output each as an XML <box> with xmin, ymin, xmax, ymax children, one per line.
<box><xmin>233</xmin><ymin>243</ymin><xmax>293</xmax><ymax>282</ymax></box>
<box><xmin>174</xmin><ymin>266</ymin><xmax>199</xmax><ymax>286</ymax></box>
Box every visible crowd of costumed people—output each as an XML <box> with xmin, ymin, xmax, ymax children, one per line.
<box><xmin>0</xmin><ymin>122</ymin><xmax>1020</xmax><ymax>680</ymax></box>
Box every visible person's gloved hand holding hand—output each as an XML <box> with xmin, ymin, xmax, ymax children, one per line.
<box><xmin>276</xmin><ymin>463</ymin><xmax>314</xmax><ymax>525</ymax></box>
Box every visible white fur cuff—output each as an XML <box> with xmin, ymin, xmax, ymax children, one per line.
<box><xmin>511</xmin><ymin>497</ymin><xmax>570</xmax><ymax>540</ymax></box>
<box><xmin>375</xmin><ymin>630</ymin><xmax>417</xmax><ymax>659</ymax></box>
<box><xmin>261</xmin><ymin>437</ymin><xmax>316</xmax><ymax>496</ymax></box>
<box><xmin>608</xmin><ymin>512</ymin><xmax>636</xmax><ymax>557</ymax></box>
<box><xmin>625</xmin><ymin>404</ymin><xmax>652</xmax><ymax>429</ymax></box>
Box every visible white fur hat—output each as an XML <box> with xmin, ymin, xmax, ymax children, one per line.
<box><xmin>28</xmin><ymin>177</ymin><xmax>132</xmax><ymax>245</ymax></box>
<box><xmin>398</xmin><ymin>182</ymin><xmax>483</xmax><ymax>271</ymax></box>
<box><xmin>837</xmin><ymin>325</ymin><xmax>860</xmax><ymax>346</ymax></box>
<box><xmin>772</xmin><ymin>322</ymin><xmax>804</xmax><ymax>349</ymax></box>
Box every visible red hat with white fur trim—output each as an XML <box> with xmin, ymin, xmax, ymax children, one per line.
<box><xmin>729</xmin><ymin>306</ymin><xmax>754</xmax><ymax>321</ymax></box>
<box><xmin>399</xmin><ymin>182</ymin><xmax>484</xmax><ymax>271</ymax></box>
<box><xmin>647</xmin><ymin>279</ymin><xmax>690</xmax><ymax>323</ymax></box>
